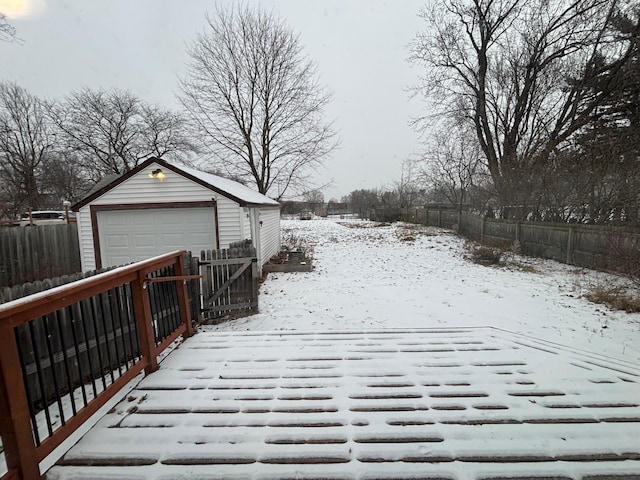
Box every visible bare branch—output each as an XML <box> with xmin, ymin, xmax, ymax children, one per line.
<box><xmin>179</xmin><ymin>4</ymin><xmax>339</xmax><ymax>198</ymax></box>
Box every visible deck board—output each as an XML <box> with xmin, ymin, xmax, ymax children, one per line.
<box><xmin>46</xmin><ymin>327</ymin><xmax>640</xmax><ymax>479</ymax></box>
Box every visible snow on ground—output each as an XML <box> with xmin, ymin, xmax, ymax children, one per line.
<box><xmin>205</xmin><ymin>218</ymin><xmax>640</xmax><ymax>364</ymax></box>
<box><xmin>6</xmin><ymin>218</ymin><xmax>640</xmax><ymax>478</ymax></box>
<box><xmin>40</xmin><ymin>218</ymin><xmax>640</xmax><ymax>479</ymax></box>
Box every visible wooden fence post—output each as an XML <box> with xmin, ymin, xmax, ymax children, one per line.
<box><xmin>566</xmin><ymin>227</ymin><xmax>575</xmax><ymax>264</ymax></box>
<box><xmin>251</xmin><ymin>257</ymin><xmax>259</xmax><ymax>308</ymax></box>
<box><xmin>175</xmin><ymin>254</ymin><xmax>194</xmax><ymax>338</ymax></box>
<box><xmin>0</xmin><ymin>323</ymin><xmax>41</xmax><ymax>480</ymax></box>
<box><xmin>131</xmin><ymin>270</ymin><xmax>158</xmax><ymax>375</ymax></box>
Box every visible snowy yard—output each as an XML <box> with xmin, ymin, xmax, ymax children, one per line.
<box><xmin>35</xmin><ymin>219</ymin><xmax>640</xmax><ymax>478</ymax></box>
<box><xmin>209</xmin><ymin>218</ymin><xmax>640</xmax><ymax>364</ymax></box>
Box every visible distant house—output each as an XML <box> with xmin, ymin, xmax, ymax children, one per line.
<box><xmin>72</xmin><ymin>157</ymin><xmax>280</xmax><ymax>272</ymax></box>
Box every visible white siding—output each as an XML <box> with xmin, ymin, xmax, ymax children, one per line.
<box><xmin>258</xmin><ymin>207</ymin><xmax>281</xmax><ymax>267</ymax></box>
<box><xmin>217</xmin><ymin>202</ymin><xmax>243</xmax><ymax>249</ymax></box>
<box><xmin>91</xmin><ymin>166</ymin><xmax>224</xmax><ymax>205</ymax></box>
<box><xmin>77</xmin><ymin>208</ymin><xmax>96</xmax><ymax>271</ymax></box>
<box><xmin>241</xmin><ymin>208</ymin><xmax>252</xmax><ymax>241</ymax></box>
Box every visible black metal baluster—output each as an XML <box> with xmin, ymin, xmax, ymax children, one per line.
<box><xmin>28</xmin><ymin>319</ymin><xmax>54</xmax><ymax>438</ymax></box>
<box><xmin>95</xmin><ymin>293</ymin><xmax>115</xmax><ymax>384</ymax></box>
<box><xmin>106</xmin><ymin>290</ymin><xmax>123</xmax><ymax>376</ymax></box>
<box><xmin>14</xmin><ymin>325</ymin><xmax>41</xmax><ymax>447</ymax></box>
<box><xmin>79</xmin><ymin>299</ymin><xmax>99</xmax><ymax>398</ymax></box>
<box><xmin>170</xmin><ymin>275</ymin><xmax>180</xmax><ymax>331</ymax></box>
<box><xmin>68</xmin><ymin>304</ymin><xmax>89</xmax><ymax>406</ymax></box>
<box><xmin>42</xmin><ymin>313</ymin><xmax>66</xmax><ymax>427</ymax></box>
<box><xmin>55</xmin><ymin>308</ymin><xmax>77</xmax><ymax>416</ymax></box>
<box><xmin>150</xmin><ymin>271</ymin><xmax>163</xmax><ymax>345</ymax></box>
<box><xmin>113</xmin><ymin>285</ymin><xmax>132</xmax><ymax>369</ymax></box>
<box><xmin>124</xmin><ymin>283</ymin><xmax>141</xmax><ymax>359</ymax></box>
<box><xmin>87</xmin><ymin>296</ymin><xmax>109</xmax><ymax>390</ymax></box>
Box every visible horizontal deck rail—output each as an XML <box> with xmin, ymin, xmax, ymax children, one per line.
<box><xmin>0</xmin><ymin>250</ymin><xmax>194</xmax><ymax>480</ymax></box>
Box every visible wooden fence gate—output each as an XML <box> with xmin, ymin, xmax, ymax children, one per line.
<box><xmin>198</xmin><ymin>244</ymin><xmax>259</xmax><ymax>321</ymax></box>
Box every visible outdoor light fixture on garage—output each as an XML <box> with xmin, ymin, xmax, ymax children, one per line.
<box><xmin>148</xmin><ymin>168</ymin><xmax>165</xmax><ymax>180</ymax></box>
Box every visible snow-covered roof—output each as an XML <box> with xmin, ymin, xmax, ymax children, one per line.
<box><xmin>176</xmin><ymin>163</ymin><xmax>280</xmax><ymax>207</ymax></box>
<box><xmin>73</xmin><ymin>157</ymin><xmax>279</xmax><ymax>210</ymax></box>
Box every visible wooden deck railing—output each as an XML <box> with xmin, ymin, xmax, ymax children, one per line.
<box><xmin>0</xmin><ymin>250</ymin><xmax>197</xmax><ymax>480</ymax></box>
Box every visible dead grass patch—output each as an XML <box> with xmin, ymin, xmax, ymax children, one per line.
<box><xmin>584</xmin><ymin>284</ymin><xmax>640</xmax><ymax>313</ymax></box>
<box><xmin>337</xmin><ymin>221</ymin><xmax>390</xmax><ymax>229</ymax></box>
<box><xmin>395</xmin><ymin>224</ymin><xmax>439</xmax><ymax>242</ymax></box>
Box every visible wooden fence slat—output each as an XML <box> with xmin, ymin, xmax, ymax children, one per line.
<box><xmin>0</xmin><ymin>224</ymin><xmax>81</xmax><ymax>288</ymax></box>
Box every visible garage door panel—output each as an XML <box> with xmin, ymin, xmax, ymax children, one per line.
<box><xmin>132</xmin><ymin>214</ymin><xmax>154</xmax><ymax>226</ymax></box>
<box><xmin>190</xmin><ymin>232</ymin><xmax>213</xmax><ymax>244</ymax></box>
<box><xmin>162</xmin><ymin>233</ymin><xmax>187</xmax><ymax>248</ymax></box>
<box><xmin>103</xmin><ymin>215</ymin><xmax>129</xmax><ymax>227</ymax></box>
<box><xmin>98</xmin><ymin>207</ymin><xmax>216</xmax><ymax>267</ymax></box>
<box><xmin>187</xmin><ymin>210</ymin><xmax>213</xmax><ymax>221</ymax></box>
<box><xmin>133</xmin><ymin>234</ymin><xmax>158</xmax><ymax>248</ymax></box>
<box><xmin>104</xmin><ymin>234</ymin><xmax>130</xmax><ymax>248</ymax></box>
<box><xmin>161</xmin><ymin>211</ymin><xmax>186</xmax><ymax>225</ymax></box>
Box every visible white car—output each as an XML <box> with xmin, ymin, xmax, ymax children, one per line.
<box><xmin>19</xmin><ymin>210</ymin><xmax>67</xmax><ymax>226</ymax></box>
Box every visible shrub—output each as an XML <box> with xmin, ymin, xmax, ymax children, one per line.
<box><xmin>470</xmin><ymin>245</ymin><xmax>503</xmax><ymax>265</ymax></box>
<box><xmin>584</xmin><ymin>284</ymin><xmax>640</xmax><ymax>313</ymax></box>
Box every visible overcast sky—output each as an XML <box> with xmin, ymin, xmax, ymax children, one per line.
<box><xmin>0</xmin><ymin>0</ymin><xmax>427</xmax><ymax>200</ymax></box>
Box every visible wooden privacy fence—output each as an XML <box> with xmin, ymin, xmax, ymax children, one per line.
<box><xmin>0</xmin><ymin>250</ymin><xmax>198</xmax><ymax>480</ymax></box>
<box><xmin>0</xmin><ymin>224</ymin><xmax>81</xmax><ymax>288</ymax></box>
<box><xmin>371</xmin><ymin>207</ymin><xmax>640</xmax><ymax>272</ymax></box>
<box><xmin>199</xmin><ymin>244</ymin><xmax>259</xmax><ymax>320</ymax></box>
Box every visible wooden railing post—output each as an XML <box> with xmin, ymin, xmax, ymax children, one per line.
<box><xmin>175</xmin><ymin>254</ymin><xmax>194</xmax><ymax>338</ymax></box>
<box><xmin>131</xmin><ymin>270</ymin><xmax>158</xmax><ymax>375</ymax></box>
<box><xmin>0</xmin><ymin>323</ymin><xmax>41</xmax><ymax>480</ymax></box>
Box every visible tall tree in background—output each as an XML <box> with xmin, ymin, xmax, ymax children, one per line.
<box><xmin>422</xmin><ymin>123</ymin><xmax>487</xmax><ymax>210</ymax></box>
<box><xmin>179</xmin><ymin>4</ymin><xmax>338</xmax><ymax>200</ymax></box>
<box><xmin>411</xmin><ymin>0</ymin><xmax>638</xmax><ymax>218</ymax></box>
<box><xmin>51</xmin><ymin>87</ymin><xmax>195</xmax><ymax>180</ymax></box>
<box><xmin>572</xmin><ymin>9</ymin><xmax>640</xmax><ymax>223</ymax></box>
<box><xmin>342</xmin><ymin>189</ymin><xmax>381</xmax><ymax>218</ymax></box>
<box><xmin>0</xmin><ymin>82</ymin><xmax>55</xmax><ymax>209</ymax></box>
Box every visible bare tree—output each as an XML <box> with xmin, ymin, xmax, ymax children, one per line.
<box><xmin>410</xmin><ymin>0</ymin><xmax>637</xmax><ymax>218</ymax></box>
<box><xmin>343</xmin><ymin>188</ymin><xmax>381</xmax><ymax>218</ymax></box>
<box><xmin>422</xmin><ymin>123</ymin><xmax>486</xmax><ymax>210</ymax></box>
<box><xmin>40</xmin><ymin>151</ymin><xmax>92</xmax><ymax>205</ymax></box>
<box><xmin>0</xmin><ymin>82</ymin><xmax>55</xmax><ymax>209</ymax></box>
<box><xmin>392</xmin><ymin>159</ymin><xmax>426</xmax><ymax>208</ymax></box>
<box><xmin>51</xmin><ymin>87</ymin><xmax>195</xmax><ymax>180</ymax></box>
<box><xmin>0</xmin><ymin>13</ymin><xmax>17</xmax><ymax>42</ymax></box>
<box><xmin>179</xmin><ymin>4</ymin><xmax>338</xmax><ymax>200</ymax></box>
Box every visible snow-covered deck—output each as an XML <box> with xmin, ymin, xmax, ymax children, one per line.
<box><xmin>47</xmin><ymin>327</ymin><xmax>640</xmax><ymax>479</ymax></box>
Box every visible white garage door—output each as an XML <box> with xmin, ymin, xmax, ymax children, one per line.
<box><xmin>98</xmin><ymin>207</ymin><xmax>216</xmax><ymax>267</ymax></box>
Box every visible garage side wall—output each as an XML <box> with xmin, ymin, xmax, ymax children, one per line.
<box><xmin>76</xmin><ymin>167</ymin><xmax>243</xmax><ymax>271</ymax></box>
<box><xmin>258</xmin><ymin>207</ymin><xmax>281</xmax><ymax>266</ymax></box>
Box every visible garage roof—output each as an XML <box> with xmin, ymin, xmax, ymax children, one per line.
<box><xmin>73</xmin><ymin>157</ymin><xmax>280</xmax><ymax>210</ymax></box>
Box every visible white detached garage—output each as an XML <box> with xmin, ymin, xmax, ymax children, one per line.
<box><xmin>73</xmin><ymin>157</ymin><xmax>281</xmax><ymax>272</ymax></box>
